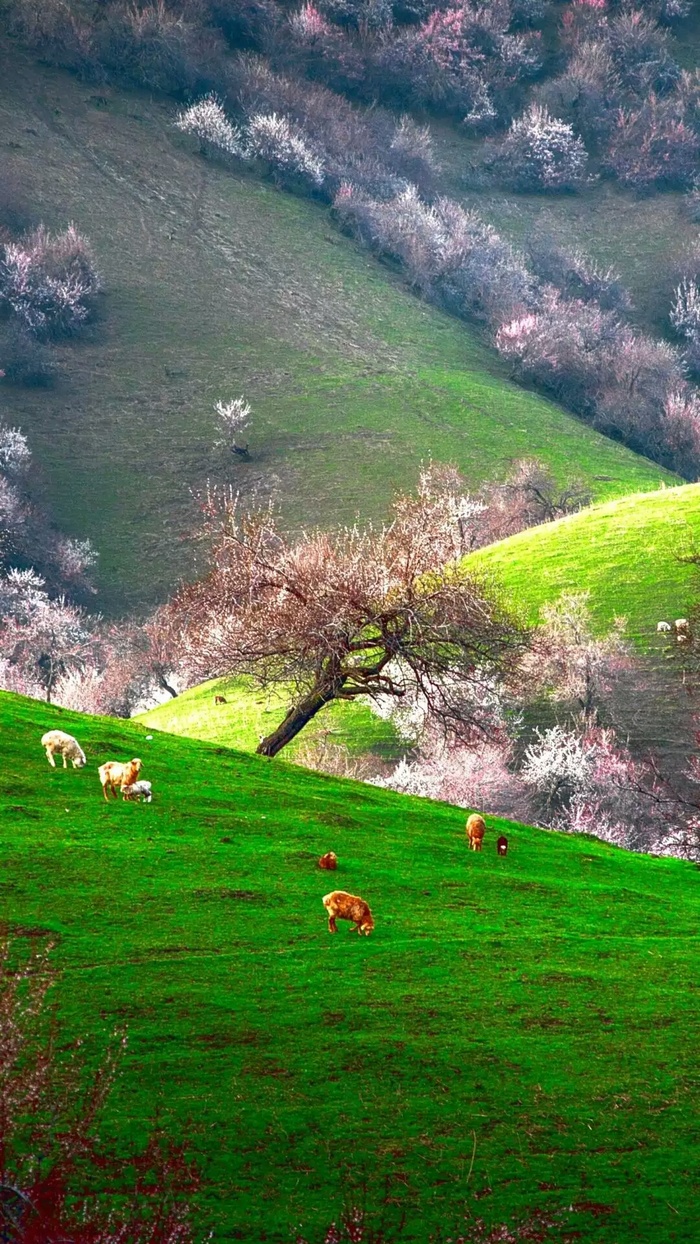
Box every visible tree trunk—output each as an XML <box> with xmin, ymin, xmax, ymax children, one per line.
<box><xmin>256</xmin><ymin>681</ymin><xmax>343</xmax><ymax>757</ymax></box>
<box><xmin>156</xmin><ymin>671</ymin><xmax>179</xmax><ymax>700</ymax></box>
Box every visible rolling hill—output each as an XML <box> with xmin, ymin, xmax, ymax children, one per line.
<box><xmin>0</xmin><ymin>45</ymin><xmax>675</xmax><ymax>616</ymax></box>
<box><xmin>468</xmin><ymin>481</ymin><xmax>700</xmax><ymax>645</ymax></box>
<box><xmin>2</xmin><ymin>690</ymin><xmax>700</xmax><ymax>1242</ymax></box>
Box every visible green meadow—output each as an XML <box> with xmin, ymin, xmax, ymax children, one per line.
<box><xmin>2</xmin><ymin>690</ymin><xmax>700</xmax><ymax>1241</ymax></box>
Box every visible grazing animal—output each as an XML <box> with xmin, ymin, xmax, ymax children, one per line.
<box><xmin>318</xmin><ymin>851</ymin><xmax>338</xmax><ymax>870</ymax></box>
<box><xmin>121</xmin><ymin>780</ymin><xmax>152</xmax><ymax>803</ymax></box>
<box><xmin>214</xmin><ymin>694</ymin><xmax>227</xmax><ymax>705</ymax></box>
<box><xmin>657</xmin><ymin>621</ymin><xmax>672</xmax><ymax>633</ymax></box>
<box><xmin>322</xmin><ymin>890</ymin><xmax>374</xmax><ymax>935</ymax></box>
<box><xmin>41</xmin><ymin>730</ymin><xmax>86</xmax><ymax>769</ymax></box>
<box><xmin>466</xmin><ymin>813</ymin><xmax>486</xmax><ymax>851</ymax></box>
<box><xmin>99</xmin><ymin>758</ymin><xmax>142</xmax><ymax>801</ymax></box>
<box><xmin>496</xmin><ymin>835</ymin><xmax>508</xmax><ymax>856</ymax></box>
<box><xmin>675</xmin><ymin>618</ymin><xmax>691</xmax><ymax>642</ymax></box>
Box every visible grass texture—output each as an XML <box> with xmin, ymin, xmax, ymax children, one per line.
<box><xmin>469</xmin><ymin>482</ymin><xmax>700</xmax><ymax>644</ymax></box>
<box><xmin>2</xmin><ymin>690</ymin><xmax>700</xmax><ymax>1241</ymax></box>
<box><xmin>0</xmin><ymin>46</ymin><xmax>674</xmax><ymax>615</ymax></box>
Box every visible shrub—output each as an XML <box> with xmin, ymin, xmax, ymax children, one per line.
<box><xmin>174</xmin><ymin>94</ymin><xmax>247</xmax><ymax>157</ymax></box>
<box><xmin>7</xmin><ymin>0</ymin><xmax>99</xmax><ymax>77</ymax></box>
<box><xmin>604</xmin><ymin>95</ymin><xmax>699</xmax><ymax>190</ymax></box>
<box><xmin>95</xmin><ymin>1</ymin><xmax>227</xmax><ymax>97</ymax></box>
<box><xmin>670</xmin><ymin>278</ymin><xmax>700</xmax><ymax>346</ymax></box>
<box><xmin>0</xmin><ymin>421</ymin><xmax>31</xmax><ymax>477</ymax></box>
<box><xmin>526</xmin><ymin>226</ymin><xmax>632</xmax><ymax>313</ymax></box>
<box><xmin>0</xmin><ymin>324</ymin><xmax>56</xmax><ymax>386</ymax></box>
<box><xmin>535</xmin><ymin>38</ymin><xmax>619</xmax><ymax>141</ymax></box>
<box><xmin>605</xmin><ymin>8</ymin><xmax>679</xmax><ymax>97</ymax></box>
<box><xmin>246</xmin><ymin>111</ymin><xmax>325</xmax><ymax>187</ymax></box>
<box><xmin>490</xmin><ymin>103</ymin><xmax>589</xmax><ymax>190</ymax></box>
<box><xmin>0</xmin><ymin>224</ymin><xmax>101</xmax><ymax>339</ymax></box>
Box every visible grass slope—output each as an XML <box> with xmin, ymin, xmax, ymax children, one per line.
<box><xmin>469</xmin><ymin>482</ymin><xmax>700</xmax><ymax>644</ymax></box>
<box><xmin>0</xmin><ymin>48</ymin><xmax>675</xmax><ymax>615</ymax></box>
<box><xmin>2</xmin><ymin>690</ymin><xmax>700</xmax><ymax>1242</ymax></box>
<box><xmin>140</xmin><ymin>675</ymin><xmax>404</xmax><ymax>763</ymax></box>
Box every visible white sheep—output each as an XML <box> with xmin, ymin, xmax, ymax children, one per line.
<box><xmin>41</xmin><ymin>730</ymin><xmax>86</xmax><ymax>769</ymax></box>
<box><xmin>121</xmin><ymin>780</ymin><xmax>152</xmax><ymax>803</ymax></box>
<box><xmin>657</xmin><ymin>621</ymin><xmax>672</xmax><ymax>633</ymax></box>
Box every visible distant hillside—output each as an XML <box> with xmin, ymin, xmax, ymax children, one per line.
<box><xmin>469</xmin><ymin>482</ymin><xmax>700</xmax><ymax>644</ymax></box>
<box><xmin>139</xmin><ymin>674</ymin><xmax>404</xmax><ymax>765</ymax></box>
<box><xmin>0</xmin><ymin>47</ymin><xmax>674</xmax><ymax>616</ymax></box>
<box><xmin>3</xmin><ymin>689</ymin><xmax>700</xmax><ymax>1241</ymax></box>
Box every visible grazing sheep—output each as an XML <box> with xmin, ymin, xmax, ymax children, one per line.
<box><xmin>466</xmin><ymin>813</ymin><xmax>486</xmax><ymax>851</ymax></box>
<box><xmin>41</xmin><ymin>730</ymin><xmax>86</xmax><ymax>769</ymax></box>
<box><xmin>322</xmin><ymin>890</ymin><xmax>374</xmax><ymax>935</ymax></box>
<box><xmin>318</xmin><ymin>851</ymin><xmax>338</xmax><ymax>870</ymax></box>
<box><xmin>657</xmin><ymin>621</ymin><xmax>672</xmax><ymax>633</ymax></box>
<box><xmin>98</xmin><ymin>758</ymin><xmax>142</xmax><ymax>802</ymax></box>
<box><xmin>121</xmin><ymin>780</ymin><xmax>152</xmax><ymax>803</ymax></box>
<box><xmin>497</xmin><ymin>835</ymin><xmax>508</xmax><ymax>856</ymax></box>
<box><xmin>214</xmin><ymin>694</ymin><xmax>227</xmax><ymax>705</ymax></box>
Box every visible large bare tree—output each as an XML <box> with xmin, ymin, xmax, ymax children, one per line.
<box><xmin>168</xmin><ymin>468</ymin><xmax>528</xmax><ymax>757</ymax></box>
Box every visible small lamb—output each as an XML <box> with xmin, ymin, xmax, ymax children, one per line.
<box><xmin>121</xmin><ymin>780</ymin><xmax>152</xmax><ymax>803</ymax></box>
<box><xmin>41</xmin><ymin>730</ymin><xmax>86</xmax><ymax>769</ymax></box>
<box><xmin>657</xmin><ymin>621</ymin><xmax>672</xmax><ymax>633</ymax></box>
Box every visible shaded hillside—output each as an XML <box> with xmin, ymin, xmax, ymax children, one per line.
<box><xmin>0</xmin><ymin>47</ymin><xmax>674</xmax><ymax>615</ymax></box>
<box><xmin>2</xmin><ymin>690</ymin><xmax>700</xmax><ymax>1241</ymax></box>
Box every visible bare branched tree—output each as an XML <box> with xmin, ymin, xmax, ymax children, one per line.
<box><xmin>167</xmin><ymin>468</ymin><xmax>529</xmax><ymax>757</ymax></box>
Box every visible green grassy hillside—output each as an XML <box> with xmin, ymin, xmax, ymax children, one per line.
<box><xmin>140</xmin><ymin>675</ymin><xmax>404</xmax><ymax>764</ymax></box>
<box><xmin>3</xmin><ymin>690</ymin><xmax>700</xmax><ymax>1241</ymax></box>
<box><xmin>469</xmin><ymin>482</ymin><xmax>700</xmax><ymax>644</ymax></box>
<box><xmin>0</xmin><ymin>47</ymin><xmax>675</xmax><ymax>615</ymax></box>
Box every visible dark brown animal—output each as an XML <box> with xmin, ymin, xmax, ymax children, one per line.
<box><xmin>214</xmin><ymin>694</ymin><xmax>228</xmax><ymax>705</ymax></box>
<box><xmin>318</xmin><ymin>851</ymin><xmax>338</xmax><ymax>870</ymax></box>
<box><xmin>322</xmin><ymin>890</ymin><xmax>374</xmax><ymax>935</ymax></box>
<box><xmin>466</xmin><ymin>813</ymin><xmax>486</xmax><ymax>851</ymax></box>
<box><xmin>98</xmin><ymin>758</ymin><xmax>142</xmax><ymax>801</ymax></box>
<box><xmin>496</xmin><ymin>835</ymin><xmax>508</xmax><ymax>856</ymax></box>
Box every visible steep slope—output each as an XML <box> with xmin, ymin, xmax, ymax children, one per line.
<box><xmin>469</xmin><ymin>482</ymin><xmax>700</xmax><ymax>644</ymax></box>
<box><xmin>3</xmin><ymin>690</ymin><xmax>700</xmax><ymax>1241</ymax></box>
<box><xmin>0</xmin><ymin>47</ymin><xmax>675</xmax><ymax>615</ymax></box>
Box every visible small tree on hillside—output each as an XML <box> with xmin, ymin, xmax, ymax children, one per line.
<box><xmin>167</xmin><ymin>469</ymin><xmax>528</xmax><ymax>756</ymax></box>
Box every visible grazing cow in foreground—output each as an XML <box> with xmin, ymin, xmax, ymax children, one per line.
<box><xmin>323</xmin><ymin>890</ymin><xmax>374</xmax><ymax>935</ymax></box>
<box><xmin>122</xmin><ymin>780</ymin><xmax>153</xmax><ymax>803</ymax></box>
<box><xmin>318</xmin><ymin>851</ymin><xmax>338</xmax><ymax>870</ymax></box>
<box><xmin>497</xmin><ymin>835</ymin><xmax>508</xmax><ymax>856</ymax></box>
<box><xmin>214</xmin><ymin>694</ymin><xmax>227</xmax><ymax>705</ymax></box>
<box><xmin>41</xmin><ymin>730</ymin><xmax>86</xmax><ymax>769</ymax></box>
<box><xmin>99</xmin><ymin>758</ymin><xmax>142</xmax><ymax>801</ymax></box>
<box><xmin>466</xmin><ymin>813</ymin><xmax>486</xmax><ymax>851</ymax></box>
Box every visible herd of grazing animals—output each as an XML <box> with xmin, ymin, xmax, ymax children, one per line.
<box><xmin>40</xmin><ymin>731</ymin><xmax>509</xmax><ymax>937</ymax></box>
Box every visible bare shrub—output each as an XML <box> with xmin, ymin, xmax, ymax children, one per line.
<box><xmin>526</xmin><ymin>225</ymin><xmax>632</xmax><ymax>313</ymax></box>
<box><xmin>95</xmin><ymin>0</ymin><xmax>227</xmax><ymax>96</ymax></box>
<box><xmin>0</xmin><ymin>324</ymin><xmax>56</xmax><ymax>386</ymax></box>
<box><xmin>477</xmin><ymin>458</ymin><xmax>592</xmax><ymax>544</ymax></box>
<box><xmin>489</xmin><ymin>103</ymin><xmax>589</xmax><ymax>191</ymax></box>
<box><xmin>605</xmin><ymin>8</ymin><xmax>679</xmax><ymax>97</ymax></box>
<box><xmin>604</xmin><ymin>95</ymin><xmax>699</xmax><ymax>190</ymax></box>
<box><xmin>7</xmin><ymin>0</ymin><xmax>99</xmax><ymax>76</ymax></box>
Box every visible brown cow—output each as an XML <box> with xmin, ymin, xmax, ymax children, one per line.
<box><xmin>214</xmin><ymin>694</ymin><xmax>228</xmax><ymax>705</ymax></box>
<box><xmin>496</xmin><ymin>835</ymin><xmax>508</xmax><ymax>856</ymax></box>
<box><xmin>98</xmin><ymin>758</ymin><xmax>142</xmax><ymax>801</ymax></box>
<box><xmin>322</xmin><ymin>890</ymin><xmax>374</xmax><ymax>935</ymax></box>
<box><xmin>466</xmin><ymin>813</ymin><xmax>486</xmax><ymax>851</ymax></box>
<box><xmin>318</xmin><ymin>851</ymin><xmax>338</xmax><ymax>870</ymax></box>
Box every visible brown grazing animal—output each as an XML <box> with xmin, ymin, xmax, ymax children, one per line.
<box><xmin>318</xmin><ymin>851</ymin><xmax>338</xmax><ymax>870</ymax></box>
<box><xmin>214</xmin><ymin>694</ymin><xmax>228</xmax><ymax>704</ymax></box>
<box><xmin>496</xmin><ymin>835</ymin><xmax>508</xmax><ymax>856</ymax></box>
<box><xmin>98</xmin><ymin>758</ymin><xmax>142</xmax><ymax>801</ymax></box>
<box><xmin>466</xmin><ymin>813</ymin><xmax>486</xmax><ymax>851</ymax></box>
<box><xmin>322</xmin><ymin>890</ymin><xmax>374</xmax><ymax>935</ymax></box>
<box><xmin>41</xmin><ymin>730</ymin><xmax>86</xmax><ymax>769</ymax></box>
